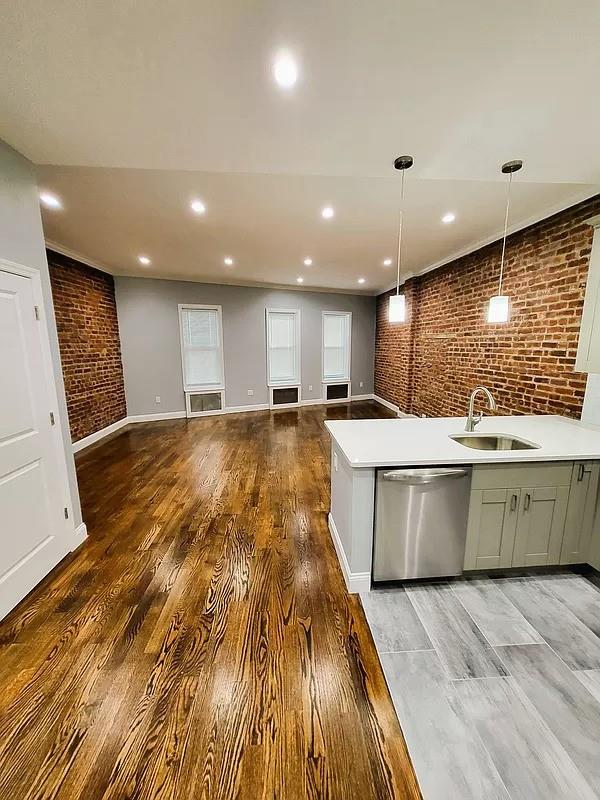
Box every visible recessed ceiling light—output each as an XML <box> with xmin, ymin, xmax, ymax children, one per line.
<box><xmin>39</xmin><ymin>191</ymin><xmax>62</xmax><ymax>209</ymax></box>
<box><xmin>442</xmin><ymin>212</ymin><xmax>456</xmax><ymax>224</ymax></box>
<box><xmin>383</xmin><ymin>258</ymin><xmax>392</xmax><ymax>266</ymax></box>
<box><xmin>321</xmin><ymin>206</ymin><xmax>334</xmax><ymax>219</ymax></box>
<box><xmin>224</xmin><ymin>256</ymin><xmax>234</xmax><ymax>266</ymax></box>
<box><xmin>358</xmin><ymin>278</ymin><xmax>366</xmax><ymax>284</ymax></box>
<box><xmin>191</xmin><ymin>199</ymin><xmax>206</xmax><ymax>215</ymax></box>
<box><xmin>303</xmin><ymin>257</ymin><xmax>313</xmax><ymax>266</ymax></box>
<box><xmin>138</xmin><ymin>255</ymin><xmax>151</xmax><ymax>266</ymax></box>
<box><xmin>273</xmin><ymin>52</ymin><xmax>298</xmax><ymax>89</ymax></box>
<box><xmin>297</xmin><ymin>277</ymin><xmax>304</xmax><ymax>283</ymax></box>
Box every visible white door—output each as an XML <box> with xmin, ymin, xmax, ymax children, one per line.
<box><xmin>0</xmin><ymin>269</ymin><xmax>71</xmax><ymax>619</ymax></box>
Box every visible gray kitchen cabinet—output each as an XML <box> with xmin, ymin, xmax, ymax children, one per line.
<box><xmin>464</xmin><ymin>487</ymin><xmax>519</xmax><ymax>570</ymax></box>
<box><xmin>560</xmin><ymin>462</ymin><xmax>600</xmax><ymax>564</ymax></box>
<box><xmin>511</xmin><ymin>485</ymin><xmax>570</xmax><ymax>567</ymax></box>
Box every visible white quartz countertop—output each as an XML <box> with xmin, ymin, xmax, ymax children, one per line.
<box><xmin>325</xmin><ymin>414</ymin><xmax>600</xmax><ymax>468</ymax></box>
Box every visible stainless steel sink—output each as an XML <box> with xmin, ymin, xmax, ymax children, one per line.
<box><xmin>449</xmin><ymin>433</ymin><xmax>541</xmax><ymax>451</ymax></box>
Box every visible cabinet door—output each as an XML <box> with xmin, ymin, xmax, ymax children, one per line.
<box><xmin>560</xmin><ymin>462</ymin><xmax>600</xmax><ymax>564</ymax></box>
<box><xmin>464</xmin><ymin>488</ymin><xmax>519</xmax><ymax>570</ymax></box>
<box><xmin>512</xmin><ymin>486</ymin><xmax>569</xmax><ymax>567</ymax></box>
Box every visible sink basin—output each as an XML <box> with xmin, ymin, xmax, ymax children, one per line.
<box><xmin>449</xmin><ymin>433</ymin><xmax>541</xmax><ymax>451</ymax></box>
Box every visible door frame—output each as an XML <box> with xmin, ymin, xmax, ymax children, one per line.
<box><xmin>0</xmin><ymin>257</ymin><xmax>84</xmax><ymax>548</ymax></box>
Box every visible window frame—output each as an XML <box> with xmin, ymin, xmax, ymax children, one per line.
<box><xmin>321</xmin><ymin>310</ymin><xmax>352</xmax><ymax>384</ymax></box>
<box><xmin>178</xmin><ymin>303</ymin><xmax>225</xmax><ymax>393</ymax></box>
<box><xmin>265</xmin><ymin>307</ymin><xmax>302</xmax><ymax>388</ymax></box>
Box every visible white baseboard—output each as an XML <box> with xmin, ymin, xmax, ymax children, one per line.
<box><xmin>72</xmin><ymin>394</ymin><xmax>386</xmax><ymax>454</ymax></box>
<box><xmin>128</xmin><ymin>411</ymin><xmax>187</xmax><ymax>423</ymax></box>
<box><xmin>372</xmin><ymin>394</ymin><xmax>400</xmax><ymax>414</ymax></box>
<box><xmin>224</xmin><ymin>403</ymin><xmax>270</xmax><ymax>414</ymax></box>
<box><xmin>72</xmin><ymin>417</ymin><xmax>129</xmax><ymax>453</ymax></box>
<box><xmin>327</xmin><ymin>513</ymin><xmax>371</xmax><ymax>594</ymax></box>
<box><xmin>70</xmin><ymin>522</ymin><xmax>87</xmax><ymax>550</ymax></box>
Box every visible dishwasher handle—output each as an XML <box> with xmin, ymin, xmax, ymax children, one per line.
<box><xmin>381</xmin><ymin>468</ymin><xmax>469</xmax><ymax>485</ymax></box>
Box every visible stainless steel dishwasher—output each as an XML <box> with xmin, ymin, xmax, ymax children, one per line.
<box><xmin>373</xmin><ymin>467</ymin><xmax>472</xmax><ymax>581</ymax></box>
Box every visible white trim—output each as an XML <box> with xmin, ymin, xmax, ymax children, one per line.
<box><xmin>372</xmin><ymin>394</ymin><xmax>400</xmax><ymax>414</ymax></box>
<box><xmin>70</xmin><ymin>522</ymin><xmax>88</xmax><ymax>550</ymax></box>
<box><xmin>0</xmin><ymin>258</ymin><xmax>79</xmax><ymax>532</ymax></box>
<box><xmin>322</xmin><ymin>380</ymin><xmax>351</xmax><ymax>404</ymax></box>
<box><xmin>72</xmin><ymin>395</ymin><xmax>385</xmax><ymax>453</ymax></box>
<box><xmin>328</xmin><ymin>513</ymin><xmax>371</xmax><ymax>594</ymax></box>
<box><xmin>178</xmin><ymin>304</ymin><xmax>225</xmax><ymax>393</ymax></box>
<box><xmin>380</xmin><ymin>187</ymin><xmax>599</xmax><ymax>295</ymax></box>
<box><xmin>321</xmin><ymin>310</ymin><xmax>352</xmax><ymax>383</ymax></box>
<box><xmin>45</xmin><ymin>241</ymin><xmax>111</xmax><ymax>274</ymax></box>
<box><xmin>266</xmin><ymin>307</ymin><xmax>302</xmax><ymax>388</ymax></box>
<box><xmin>128</xmin><ymin>411</ymin><xmax>187</xmax><ymax>423</ymax></box>
<box><xmin>224</xmin><ymin>403</ymin><xmax>270</xmax><ymax>414</ymax></box>
<box><xmin>185</xmin><ymin>388</ymin><xmax>225</xmax><ymax>417</ymax></box>
<box><xmin>269</xmin><ymin>384</ymin><xmax>302</xmax><ymax>409</ymax></box>
<box><xmin>72</xmin><ymin>417</ymin><xmax>129</xmax><ymax>453</ymax></box>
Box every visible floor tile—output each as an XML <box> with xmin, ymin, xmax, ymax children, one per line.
<box><xmin>381</xmin><ymin>650</ymin><xmax>510</xmax><ymax>800</ymax></box>
<box><xmin>574</xmin><ymin>669</ymin><xmax>600</xmax><ymax>704</ymax></box>
<box><xmin>495</xmin><ymin>643</ymin><xmax>600</xmax><ymax>795</ymax></box>
<box><xmin>451</xmin><ymin>676</ymin><xmax>596</xmax><ymax>800</ymax></box>
<box><xmin>404</xmin><ymin>583</ymin><xmax>508</xmax><ymax>679</ymax></box>
<box><xmin>497</xmin><ymin>577</ymin><xmax>600</xmax><ymax>670</ymax></box>
<box><xmin>536</xmin><ymin>573</ymin><xmax>600</xmax><ymax>639</ymax></box>
<box><xmin>360</xmin><ymin>588</ymin><xmax>432</xmax><ymax>653</ymax></box>
<box><xmin>451</xmin><ymin>578</ymin><xmax>543</xmax><ymax>646</ymax></box>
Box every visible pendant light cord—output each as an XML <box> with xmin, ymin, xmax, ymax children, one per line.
<box><xmin>498</xmin><ymin>171</ymin><xmax>513</xmax><ymax>296</ymax></box>
<box><xmin>395</xmin><ymin>168</ymin><xmax>406</xmax><ymax>296</ymax></box>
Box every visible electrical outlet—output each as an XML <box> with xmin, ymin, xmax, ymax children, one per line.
<box><xmin>308</xmin><ymin>384</ymin><xmax>313</xmax><ymax>392</ymax></box>
<box><xmin>247</xmin><ymin>389</ymin><xmax>254</xmax><ymax>396</ymax></box>
<box><xmin>359</xmin><ymin>381</ymin><xmax>364</xmax><ymax>388</ymax></box>
<box><xmin>155</xmin><ymin>395</ymin><xmax>161</xmax><ymax>404</ymax></box>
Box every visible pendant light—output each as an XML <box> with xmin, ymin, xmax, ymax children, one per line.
<box><xmin>487</xmin><ymin>159</ymin><xmax>523</xmax><ymax>323</ymax></box>
<box><xmin>389</xmin><ymin>155</ymin><xmax>414</xmax><ymax>323</ymax></box>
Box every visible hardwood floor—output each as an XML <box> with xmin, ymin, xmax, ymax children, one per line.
<box><xmin>0</xmin><ymin>401</ymin><xmax>421</xmax><ymax>800</ymax></box>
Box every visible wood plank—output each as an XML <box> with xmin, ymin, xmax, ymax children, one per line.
<box><xmin>0</xmin><ymin>401</ymin><xmax>420</xmax><ymax>800</ymax></box>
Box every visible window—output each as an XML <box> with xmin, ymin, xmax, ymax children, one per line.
<box><xmin>322</xmin><ymin>311</ymin><xmax>351</xmax><ymax>382</ymax></box>
<box><xmin>178</xmin><ymin>304</ymin><xmax>224</xmax><ymax>391</ymax></box>
<box><xmin>266</xmin><ymin>309</ymin><xmax>301</xmax><ymax>387</ymax></box>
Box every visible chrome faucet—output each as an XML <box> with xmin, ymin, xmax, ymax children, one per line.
<box><xmin>466</xmin><ymin>387</ymin><xmax>497</xmax><ymax>432</ymax></box>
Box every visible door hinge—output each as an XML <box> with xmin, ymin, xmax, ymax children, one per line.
<box><xmin>50</xmin><ymin>411</ymin><xmax>55</xmax><ymax>426</ymax></box>
<box><xmin>64</xmin><ymin>507</ymin><xmax>69</xmax><ymax>520</ymax></box>
<box><xmin>34</xmin><ymin>305</ymin><xmax>40</xmax><ymax>320</ymax></box>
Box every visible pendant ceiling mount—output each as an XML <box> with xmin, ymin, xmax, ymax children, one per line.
<box><xmin>501</xmin><ymin>159</ymin><xmax>523</xmax><ymax>174</ymax></box>
<box><xmin>394</xmin><ymin>155</ymin><xmax>414</xmax><ymax>171</ymax></box>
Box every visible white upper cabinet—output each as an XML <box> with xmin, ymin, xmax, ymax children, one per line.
<box><xmin>576</xmin><ymin>215</ymin><xmax>600</xmax><ymax>373</ymax></box>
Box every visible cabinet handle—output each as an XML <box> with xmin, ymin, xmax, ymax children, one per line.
<box><xmin>510</xmin><ymin>493</ymin><xmax>518</xmax><ymax>511</ymax></box>
<box><xmin>577</xmin><ymin>463</ymin><xmax>585</xmax><ymax>482</ymax></box>
<box><xmin>524</xmin><ymin>492</ymin><xmax>531</xmax><ymax>511</ymax></box>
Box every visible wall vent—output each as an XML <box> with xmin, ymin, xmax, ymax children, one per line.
<box><xmin>324</xmin><ymin>382</ymin><xmax>350</xmax><ymax>402</ymax></box>
<box><xmin>185</xmin><ymin>390</ymin><xmax>224</xmax><ymax>417</ymax></box>
<box><xmin>271</xmin><ymin>386</ymin><xmax>300</xmax><ymax>407</ymax></box>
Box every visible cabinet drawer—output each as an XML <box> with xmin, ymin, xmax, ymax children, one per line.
<box><xmin>471</xmin><ymin>462</ymin><xmax>573</xmax><ymax>490</ymax></box>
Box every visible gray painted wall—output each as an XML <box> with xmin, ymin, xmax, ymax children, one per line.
<box><xmin>115</xmin><ymin>277</ymin><xmax>376</xmax><ymax>415</ymax></box>
<box><xmin>0</xmin><ymin>139</ymin><xmax>82</xmax><ymax>526</ymax></box>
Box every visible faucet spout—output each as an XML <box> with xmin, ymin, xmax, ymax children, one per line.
<box><xmin>466</xmin><ymin>386</ymin><xmax>496</xmax><ymax>432</ymax></box>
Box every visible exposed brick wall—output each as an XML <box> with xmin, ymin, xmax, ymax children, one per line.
<box><xmin>47</xmin><ymin>251</ymin><xmax>127</xmax><ymax>442</ymax></box>
<box><xmin>375</xmin><ymin>195</ymin><xmax>600</xmax><ymax>419</ymax></box>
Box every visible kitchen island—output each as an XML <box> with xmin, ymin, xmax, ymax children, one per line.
<box><xmin>326</xmin><ymin>414</ymin><xmax>600</xmax><ymax>592</ymax></box>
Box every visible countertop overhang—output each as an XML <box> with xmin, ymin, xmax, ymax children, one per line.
<box><xmin>325</xmin><ymin>414</ymin><xmax>600</xmax><ymax>468</ymax></box>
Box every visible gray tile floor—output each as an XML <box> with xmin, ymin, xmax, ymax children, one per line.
<box><xmin>361</xmin><ymin>572</ymin><xmax>600</xmax><ymax>800</ymax></box>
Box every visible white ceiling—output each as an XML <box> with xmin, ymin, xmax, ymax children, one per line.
<box><xmin>2</xmin><ymin>1</ymin><xmax>599</xmax><ymax>292</ymax></box>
